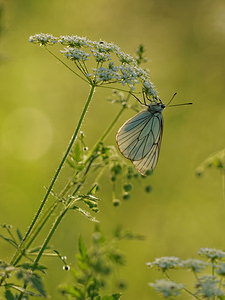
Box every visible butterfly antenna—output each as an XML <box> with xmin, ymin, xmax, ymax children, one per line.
<box><xmin>166</xmin><ymin>92</ymin><xmax>177</xmax><ymax>107</ymax></box>
<box><xmin>129</xmin><ymin>91</ymin><xmax>145</xmax><ymax>106</ymax></box>
<box><xmin>168</xmin><ymin>102</ymin><xmax>193</xmax><ymax>107</ymax></box>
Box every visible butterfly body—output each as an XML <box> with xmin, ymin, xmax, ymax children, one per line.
<box><xmin>116</xmin><ymin>102</ymin><xmax>165</xmax><ymax>175</ymax></box>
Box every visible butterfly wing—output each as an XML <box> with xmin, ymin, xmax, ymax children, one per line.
<box><xmin>116</xmin><ymin>109</ymin><xmax>163</xmax><ymax>175</ymax></box>
<box><xmin>132</xmin><ymin>117</ymin><xmax>163</xmax><ymax>175</ymax></box>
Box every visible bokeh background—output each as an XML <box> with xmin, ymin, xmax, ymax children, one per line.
<box><xmin>0</xmin><ymin>0</ymin><xmax>225</xmax><ymax>299</ymax></box>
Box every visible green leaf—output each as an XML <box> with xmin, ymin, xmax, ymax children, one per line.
<box><xmin>78</xmin><ymin>236</ymin><xmax>87</xmax><ymax>259</ymax></box>
<box><xmin>88</xmin><ymin>184</ymin><xmax>98</xmax><ymax>195</ymax></box>
<box><xmin>0</xmin><ymin>234</ymin><xmax>17</xmax><ymax>248</ymax></box>
<box><xmin>28</xmin><ymin>245</ymin><xmax>50</xmax><ymax>254</ymax></box>
<box><xmin>7</xmin><ymin>284</ymin><xmax>44</xmax><ymax>297</ymax></box>
<box><xmin>76</xmin><ymin>208</ymin><xmax>99</xmax><ymax>222</ymax></box>
<box><xmin>4</xmin><ymin>289</ymin><xmax>15</xmax><ymax>300</ymax></box>
<box><xmin>15</xmin><ymin>269</ymin><xmax>46</xmax><ymax>297</ymax></box>
<box><xmin>73</xmin><ymin>142</ymin><xmax>82</xmax><ymax>163</ymax></box>
<box><xmin>60</xmin><ymin>285</ymin><xmax>83</xmax><ymax>298</ymax></box>
<box><xmin>16</xmin><ymin>228</ymin><xmax>23</xmax><ymax>242</ymax></box>
<box><xmin>18</xmin><ymin>263</ymin><xmax>47</xmax><ymax>274</ymax></box>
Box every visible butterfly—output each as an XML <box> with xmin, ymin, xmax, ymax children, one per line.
<box><xmin>116</xmin><ymin>92</ymin><xmax>191</xmax><ymax>175</ymax></box>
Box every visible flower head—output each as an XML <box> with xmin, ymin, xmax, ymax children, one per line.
<box><xmin>29</xmin><ymin>33</ymin><xmax>159</xmax><ymax>99</ymax></box>
<box><xmin>147</xmin><ymin>256</ymin><xmax>181</xmax><ymax>271</ymax></box>
<box><xmin>181</xmin><ymin>259</ymin><xmax>208</xmax><ymax>273</ymax></box>
<box><xmin>59</xmin><ymin>35</ymin><xmax>89</xmax><ymax>48</ymax></box>
<box><xmin>198</xmin><ymin>248</ymin><xmax>225</xmax><ymax>261</ymax></box>
<box><xmin>29</xmin><ymin>33</ymin><xmax>58</xmax><ymax>45</ymax></box>
<box><xmin>60</xmin><ymin>47</ymin><xmax>90</xmax><ymax>61</ymax></box>
<box><xmin>216</xmin><ymin>262</ymin><xmax>225</xmax><ymax>276</ymax></box>
<box><xmin>149</xmin><ymin>279</ymin><xmax>184</xmax><ymax>298</ymax></box>
<box><xmin>195</xmin><ymin>275</ymin><xmax>224</xmax><ymax>298</ymax></box>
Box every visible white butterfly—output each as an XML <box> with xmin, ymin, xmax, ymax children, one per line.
<box><xmin>116</xmin><ymin>98</ymin><xmax>165</xmax><ymax>176</ymax></box>
<box><xmin>116</xmin><ymin>93</ymin><xmax>192</xmax><ymax>175</ymax></box>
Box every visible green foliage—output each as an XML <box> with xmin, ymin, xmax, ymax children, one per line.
<box><xmin>59</xmin><ymin>226</ymin><xmax>142</xmax><ymax>299</ymax></box>
<box><xmin>0</xmin><ymin>260</ymin><xmax>46</xmax><ymax>299</ymax></box>
<box><xmin>196</xmin><ymin>149</ymin><xmax>225</xmax><ymax>176</ymax></box>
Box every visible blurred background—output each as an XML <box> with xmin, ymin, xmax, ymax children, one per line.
<box><xmin>0</xmin><ymin>0</ymin><xmax>225</xmax><ymax>299</ymax></box>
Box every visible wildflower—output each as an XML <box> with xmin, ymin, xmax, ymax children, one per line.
<box><xmin>149</xmin><ymin>279</ymin><xmax>184</xmax><ymax>298</ymax></box>
<box><xmin>116</xmin><ymin>51</ymin><xmax>137</xmax><ymax>64</ymax></box>
<box><xmin>147</xmin><ymin>256</ymin><xmax>181</xmax><ymax>271</ymax></box>
<box><xmin>60</xmin><ymin>47</ymin><xmax>90</xmax><ymax>61</ymax></box>
<box><xmin>29</xmin><ymin>33</ymin><xmax>58</xmax><ymax>45</ymax></box>
<box><xmin>143</xmin><ymin>79</ymin><xmax>158</xmax><ymax>99</ymax></box>
<box><xmin>216</xmin><ymin>262</ymin><xmax>225</xmax><ymax>276</ymax></box>
<box><xmin>198</xmin><ymin>248</ymin><xmax>225</xmax><ymax>260</ymax></box>
<box><xmin>91</xmin><ymin>40</ymin><xmax>119</xmax><ymax>53</ymax></box>
<box><xmin>195</xmin><ymin>275</ymin><xmax>224</xmax><ymax>298</ymax></box>
<box><xmin>59</xmin><ymin>35</ymin><xmax>89</xmax><ymax>47</ymax></box>
<box><xmin>119</xmin><ymin>64</ymin><xmax>140</xmax><ymax>89</ymax></box>
<box><xmin>93</xmin><ymin>66</ymin><xmax>120</xmax><ymax>82</ymax></box>
<box><xmin>90</xmin><ymin>49</ymin><xmax>111</xmax><ymax>62</ymax></box>
<box><xmin>29</xmin><ymin>33</ymin><xmax>159</xmax><ymax>98</ymax></box>
<box><xmin>181</xmin><ymin>259</ymin><xmax>208</xmax><ymax>272</ymax></box>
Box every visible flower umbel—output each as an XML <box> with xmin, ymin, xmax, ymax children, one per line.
<box><xmin>181</xmin><ymin>259</ymin><xmax>208</xmax><ymax>273</ymax></box>
<box><xmin>149</xmin><ymin>279</ymin><xmax>184</xmax><ymax>298</ymax></box>
<box><xmin>147</xmin><ymin>256</ymin><xmax>181</xmax><ymax>271</ymax></box>
<box><xmin>195</xmin><ymin>276</ymin><xmax>224</xmax><ymax>298</ymax></box>
<box><xmin>29</xmin><ymin>33</ymin><xmax>58</xmax><ymax>45</ymax></box>
<box><xmin>29</xmin><ymin>33</ymin><xmax>158</xmax><ymax>99</ymax></box>
<box><xmin>198</xmin><ymin>248</ymin><xmax>225</xmax><ymax>261</ymax></box>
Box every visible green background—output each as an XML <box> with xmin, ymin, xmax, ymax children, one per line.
<box><xmin>0</xmin><ymin>0</ymin><xmax>225</xmax><ymax>299</ymax></box>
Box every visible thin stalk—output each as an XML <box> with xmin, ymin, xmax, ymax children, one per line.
<box><xmin>99</xmin><ymin>85</ymin><xmax>135</xmax><ymax>93</ymax></box>
<box><xmin>83</xmin><ymin>105</ymin><xmax>126</xmax><ymax>166</ymax></box>
<box><xmin>164</xmin><ymin>271</ymin><xmax>200</xmax><ymax>300</ymax></box>
<box><xmin>13</xmin><ymin>200</ymin><xmax>59</xmax><ymax>266</ymax></box>
<box><xmin>33</xmin><ymin>206</ymin><xmax>69</xmax><ymax>266</ymax></box>
<box><xmin>45</xmin><ymin>47</ymin><xmax>90</xmax><ymax>84</ymax></box>
<box><xmin>8</xmin><ymin>85</ymin><xmax>96</xmax><ymax>268</ymax></box>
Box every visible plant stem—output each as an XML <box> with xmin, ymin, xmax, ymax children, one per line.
<box><xmin>45</xmin><ymin>47</ymin><xmax>90</xmax><ymax>84</ymax></box>
<box><xmin>10</xmin><ymin>95</ymin><xmax>127</xmax><ymax>271</ymax></box>
<box><xmin>33</xmin><ymin>206</ymin><xmax>69</xmax><ymax>266</ymax></box>
<box><xmin>9</xmin><ymin>84</ymin><xmax>96</xmax><ymax>268</ymax></box>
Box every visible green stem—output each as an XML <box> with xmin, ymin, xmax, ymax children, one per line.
<box><xmin>45</xmin><ymin>47</ymin><xmax>90</xmax><ymax>84</ymax></box>
<box><xmin>9</xmin><ymin>84</ymin><xmax>95</xmax><ymax>268</ymax></box>
<box><xmin>33</xmin><ymin>206</ymin><xmax>69</xmax><ymax>266</ymax></box>
<box><xmin>13</xmin><ymin>200</ymin><xmax>59</xmax><ymax>266</ymax></box>
<box><xmin>83</xmin><ymin>105</ymin><xmax>126</xmax><ymax>165</ymax></box>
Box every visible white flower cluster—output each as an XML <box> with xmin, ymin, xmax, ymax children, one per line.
<box><xmin>147</xmin><ymin>256</ymin><xmax>181</xmax><ymax>271</ymax></box>
<box><xmin>29</xmin><ymin>33</ymin><xmax>158</xmax><ymax>98</ymax></box>
<box><xmin>149</xmin><ymin>279</ymin><xmax>184</xmax><ymax>298</ymax></box>
<box><xmin>60</xmin><ymin>47</ymin><xmax>90</xmax><ymax>61</ymax></box>
<box><xmin>59</xmin><ymin>35</ymin><xmax>89</xmax><ymax>48</ymax></box>
<box><xmin>182</xmin><ymin>259</ymin><xmax>208</xmax><ymax>273</ymax></box>
<box><xmin>216</xmin><ymin>262</ymin><xmax>225</xmax><ymax>276</ymax></box>
<box><xmin>195</xmin><ymin>275</ymin><xmax>224</xmax><ymax>298</ymax></box>
<box><xmin>29</xmin><ymin>33</ymin><xmax>58</xmax><ymax>45</ymax></box>
<box><xmin>198</xmin><ymin>248</ymin><xmax>225</xmax><ymax>260</ymax></box>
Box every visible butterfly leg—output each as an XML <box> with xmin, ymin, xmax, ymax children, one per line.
<box><xmin>129</xmin><ymin>91</ymin><xmax>145</xmax><ymax>105</ymax></box>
